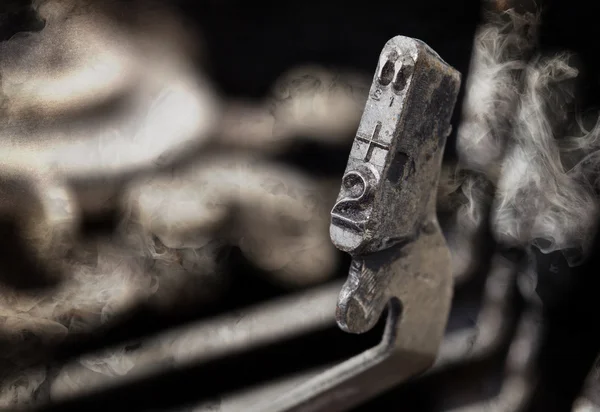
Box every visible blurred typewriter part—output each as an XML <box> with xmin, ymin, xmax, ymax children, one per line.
<box><xmin>1</xmin><ymin>0</ymin><xmax>600</xmax><ymax>411</ymax></box>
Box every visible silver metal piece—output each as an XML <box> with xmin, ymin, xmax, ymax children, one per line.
<box><xmin>330</xmin><ymin>36</ymin><xmax>459</xmax><ymax>256</ymax></box>
<box><xmin>25</xmin><ymin>257</ymin><xmax>514</xmax><ymax>412</ymax></box>
<box><xmin>332</xmin><ymin>35</ymin><xmax>460</xmax><ymax>338</ymax></box>
<box><xmin>23</xmin><ymin>261</ymin><xmax>515</xmax><ymax>412</ymax></box>
<box><xmin>267</xmin><ymin>36</ymin><xmax>462</xmax><ymax>412</ymax></box>
<box><xmin>330</xmin><ymin>36</ymin><xmax>460</xmax><ymax>339</ymax></box>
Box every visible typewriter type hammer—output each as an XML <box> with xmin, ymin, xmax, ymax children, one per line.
<box><xmin>270</xmin><ymin>36</ymin><xmax>461</xmax><ymax>412</ymax></box>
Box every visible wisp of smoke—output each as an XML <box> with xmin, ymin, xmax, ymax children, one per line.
<box><xmin>448</xmin><ymin>7</ymin><xmax>600</xmax><ymax>271</ymax></box>
<box><xmin>455</xmin><ymin>9</ymin><xmax>538</xmax><ymax>178</ymax></box>
<box><xmin>441</xmin><ymin>10</ymin><xmax>539</xmax><ymax>280</ymax></box>
<box><xmin>492</xmin><ymin>53</ymin><xmax>600</xmax><ymax>262</ymax></box>
<box><xmin>125</xmin><ymin>153</ymin><xmax>340</xmax><ymax>288</ymax></box>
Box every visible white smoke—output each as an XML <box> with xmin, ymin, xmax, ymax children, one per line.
<box><xmin>455</xmin><ymin>10</ymin><xmax>537</xmax><ymax>178</ymax></box>
<box><xmin>493</xmin><ymin>54</ymin><xmax>599</xmax><ymax>260</ymax></box>
<box><xmin>448</xmin><ymin>8</ymin><xmax>600</xmax><ymax>273</ymax></box>
<box><xmin>442</xmin><ymin>10</ymin><xmax>539</xmax><ymax>280</ymax></box>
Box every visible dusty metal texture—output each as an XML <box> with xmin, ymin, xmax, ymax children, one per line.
<box><xmin>330</xmin><ymin>36</ymin><xmax>459</xmax><ymax>256</ymax></box>
<box><xmin>265</xmin><ymin>36</ymin><xmax>462</xmax><ymax>412</ymax></box>
<box><xmin>332</xmin><ymin>36</ymin><xmax>460</xmax><ymax>338</ymax></box>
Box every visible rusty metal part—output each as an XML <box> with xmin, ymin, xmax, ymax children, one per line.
<box><xmin>23</xmin><ymin>261</ymin><xmax>514</xmax><ymax>412</ymax></box>
<box><xmin>23</xmin><ymin>257</ymin><xmax>513</xmax><ymax>412</ymax></box>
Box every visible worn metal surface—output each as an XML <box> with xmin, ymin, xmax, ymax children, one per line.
<box><xmin>42</xmin><ymin>282</ymin><xmax>342</xmax><ymax>404</ymax></box>
<box><xmin>332</xmin><ymin>34</ymin><xmax>460</xmax><ymax>335</ymax></box>
<box><xmin>21</xmin><ymin>261</ymin><xmax>515</xmax><ymax>412</ymax></box>
<box><xmin>334</xmin><ymin>35</ymin><xmax>460</xmax><ymax>352</ymax></box>
<box><xmin>264</xmin><ymin>36</ymin><xmax>462</xmax><ymax>412</ymax></box>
